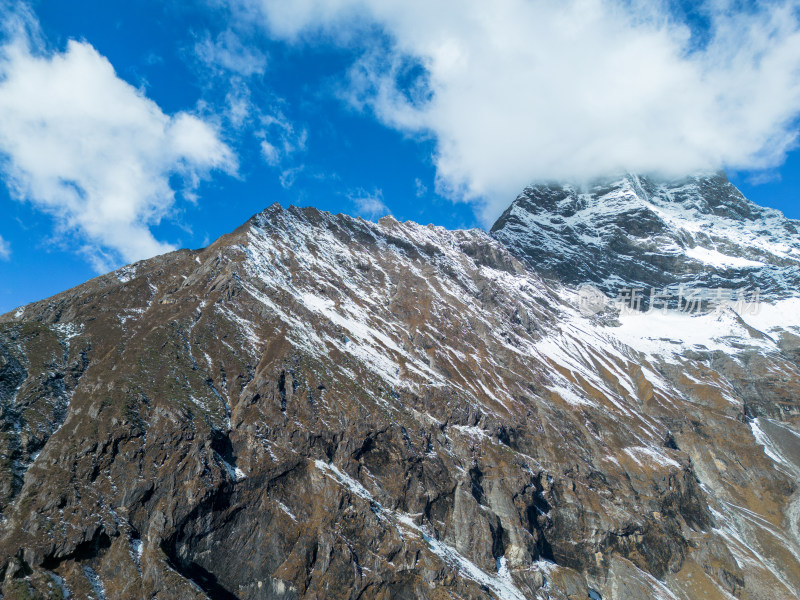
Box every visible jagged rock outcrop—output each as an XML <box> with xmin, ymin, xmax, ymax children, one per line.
<box><xmin>0</xmin><ymin>180</ymin><xmax>798</xmax><ymax>599</ymax></box>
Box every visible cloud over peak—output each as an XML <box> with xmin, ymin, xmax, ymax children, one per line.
<box><xmin>235</xmin><ymin>0</ymin><xmax>800</xmax><ymax>221</ymax></box>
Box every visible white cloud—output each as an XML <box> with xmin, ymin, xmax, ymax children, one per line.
<box><xmin>195</xmin><ymin>29</ymin><xmax>268</xmax><ymax>77</ymax></box>
<box><xmin>257</xmin><ymin>112</ymin><xmax>308</xmax><ymax>167</ymax></box>
<box><xmin>414</xmin><ymin>177</ymin><xmax>427</xmax><ymax>198</ymax></box>
<box><xmin>192</xmin><ymin>29</ymin><xmax>267</xmax><ymax>130</ymax></box>
<box><xmin>0</xmin><ymin>235</ymin><xmax>9</xmax><ymax>260</ymax></box>
<box><xmin>0</xmin><ymin>9</ymin><xmax>236</xmax><ymax>271</ymax></box>
<box><xmin>191</xmin><ymin>26</ymin><xmax>308</xmax><ymax>169</ymax></box>
<box><xmin>261</xmin><ymin>140</ymin><xmax>281</xmax><ymax>165</ymax></box>
<box><xmin>279</xmin><ymin>165</ymin><xmax>304</xmax><ymax>188</ymax></box>
<box><xmin>233</xmin><ymin>0</ymin><xmax>800</xmax><ymax>222</ymax></box>
<box><xmin>350</xmin><ymin>188</ymin><xmax>390</xmax><ymax>219</ymax></box>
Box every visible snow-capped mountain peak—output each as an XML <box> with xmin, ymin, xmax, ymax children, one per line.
<box><xmin>491</xmin><ymin>172</ymin><xmax>800</xmax><ymax>298</ymax></box>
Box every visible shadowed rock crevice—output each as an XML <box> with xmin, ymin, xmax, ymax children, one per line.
<box><xmin>162</xmin><ymin>545</ymin><xmax>239</xmax><ymax>600</ymax></box>
<box><xmin>40</xmin><ymin>528</ymin><xmax>112</xmax><ymax>571</ymax></box>
<box><xmin>160</xmin><ymin>486</ymin><xmax>242</xmax><ymax>600</ymax></box>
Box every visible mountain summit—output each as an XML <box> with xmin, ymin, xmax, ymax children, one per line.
<box><xmin>491</xmin><ymin>173</ymin><xmax>800</xmax><ymax>298</ymax></box>
<box><xmin>1</xmin><ymin>183</ymin><xmax>799</xmax><ymax>599</ymax></box>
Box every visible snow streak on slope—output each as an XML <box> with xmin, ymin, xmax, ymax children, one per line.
<box><xmin>230</xmin><ymin>206</ymin><xmax>555</xmax><ymax>415</ymax></box>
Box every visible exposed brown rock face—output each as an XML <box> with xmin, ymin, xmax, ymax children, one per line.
<box><xmin>0</xmin><ymin>193</ymin><xmax>799</xmax><ymax>599</ymax></box>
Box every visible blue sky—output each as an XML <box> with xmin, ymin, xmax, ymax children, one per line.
<box><xmin>1</xmin><ymin>0</ymin><xmax>799</xmax><ymax>313</ymax></box>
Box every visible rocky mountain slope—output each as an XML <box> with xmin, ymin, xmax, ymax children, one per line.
<box><xmin>0</xmin><ymin>177</ymin><xmax>799</xmax><ymax>600</ymax></box>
